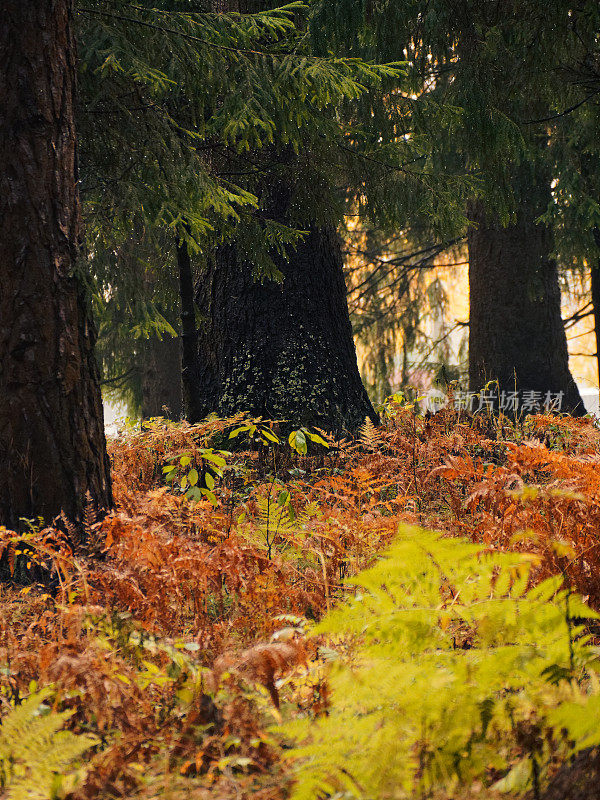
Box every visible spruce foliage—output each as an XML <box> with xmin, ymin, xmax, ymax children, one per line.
<box><xmin>77</xmin><ymin>0</ymin><xmax>413</xmax><ymax>397</ymax></box>
<box><xmin>77</xmin><ymin>0</ymin><xmax>405</xmax><ymax>250</ymax></box>
<box><xmin>311</xmin><ymin>0</ymin><xmax>600</xmax><ymax>253</ymax></box>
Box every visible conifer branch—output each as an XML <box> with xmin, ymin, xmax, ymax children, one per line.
<box><xmin>78</xmin><ymin>6</ymin><xmax>279</xmax><ymax>54</ymax></box>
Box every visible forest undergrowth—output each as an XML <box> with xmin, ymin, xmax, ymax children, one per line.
<box><xmin>2</xmin><ymin>397</ymin><xmax>600</xmax><ymax>800</ymax></box>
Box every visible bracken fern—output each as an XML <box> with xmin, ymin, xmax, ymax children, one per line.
<box><xmin>282</xmin><ymin>525</ymin><xmax>600</xmax><ymax>800</ymax></box>
<box><xmin>0</xmin><ymin>688</ymin><xmax>97</xmax><ymax>800</ymax></box>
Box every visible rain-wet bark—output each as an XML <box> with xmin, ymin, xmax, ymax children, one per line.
<box><xmin>468</xmin><ymin>176</ymin><xmax>584</xmax><ymax>415</ymax></box>
<box><xmin>0</xmin><ymin>0</ymin><xmax>112</xmax><ymax>528</ymax></box>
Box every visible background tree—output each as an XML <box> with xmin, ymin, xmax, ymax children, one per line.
<box><xmin>343</xmin><ymin>221</ymin><xmax>466</xmax><ymax>403</ymax></box>
<box><xmin>76</xmin><ymin>0</ymin><xmax>426</xmax><ymax>430</ymax></box>
<box><xmin>190</xmin><ymin>0</ymin><xmax>471</xmax><ymax>429</ymax></box>
<box><xmin>454</xmin><ymin>10</ymin><xmax>584</xmax><ymax>411</ymax></box>
<box><xmin>546</xmin><ymin>31</ymin><xmax>600</xmax><ymax>387</ymax></box>
<box><xmin>195</xmin><ymin>212</ymin><xmax>380</xmax><ymax>429</ymax></box>
<box><xmin>312</xmin><ymin>0</ymin><xmax>600</xmax><ymax>412</ymax></box>
<box><xmin>0</xmin><ymin>0</ymin><xmax>112</xmax><ymax>528</ymax></box>
<box><xmin>93</xmin><ymin>229</ymin><xmax>182</xmax><ymax>419</ymax></box>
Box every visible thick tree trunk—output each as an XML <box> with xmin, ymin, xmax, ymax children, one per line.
<box><xmin>541</xmin><ymin>747</ymin><xmax>600</xmax><ymax>800</ymax></box>
<box><xmin>468</xmin><ymin>184</ymin><xmax>584</xmax><ymax>415</ymax></box>
<box><xmin>196</xmin><ymin>0</ymin><xmax>375</xmax><ymax>431</ymax></box>
<box><xmin>141</xmin><ymin>335</ymin><xmax>183</xmax><ymax>420</ymax></box>
<box><xmin>0</xmin><ymin>0</ymin><xmax>112</xmax><ymax>528</ymax></box>
<box><xmin>195</xmin><ymin>225</ymin><xmax>378</xmax><ymax>431</ymax></box>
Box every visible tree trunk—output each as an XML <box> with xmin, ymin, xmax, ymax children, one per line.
<box><xmin>468</xmin><ymin>181</ymin><xmax>584</xmax><ymax>415</ymax></box>
<box><xmin>541</xmin><ymin>747</ymin><xmax>600</xmax><ymax>800</ymax></box>
<box><xmin>141</xmin><ymin>335</ymin><xmax>183</xmax><ymax>420</ymax></box>
<box><xmin>176</xmin><ymin>237</ymin><xmax>205</xmax><ymax>423</ymax></box>
<box><xmin>196</xmin><ymin>0</ymin><xmax>375</xmax><ymax>431</ymax></box>
<box><xmin>195</xmin><ymin>225</ymin><xmax>379</xmax><ymax>431</ymax></box>
<box><xmin>0</xmin><ymin>0</ymin><xmax>112</xmax><ymax>528</ymax></box>
<box><xmin>590</xmin><ymin>262</ymin><xmax>600</xmax><ymax>390</ymax></box>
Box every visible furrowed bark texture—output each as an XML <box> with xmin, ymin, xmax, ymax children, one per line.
<box><xmin>541</xmin><ymin>746</ymin><xmax>600</xmax><ymax>800</ymax></box>
<box><xmin>195</xmin><ymin>223</ymin><xmax>379</xmax><ymax>431</ymax></box>
<box><xmin>0</xmin><ymin>0</ymin><xmax>112</xmax><ymax>527</ymax></box>
<box><xmin>200</xmin><ymin>0</ymin><xmax>376</xmax><ymax>430</ymax></box>
<box><xmin>591</xmin><ymin>262</ymin><xmax>600</xmax><ymax>390</ymax></box>
<box><xmin>141</xmin><ymin>335</ymin><xmax>183</xmax><ymax>420</ymax></box>
<box><xmin>177</xmin><ymin>237</ymin><xmax>205</xmax><ymax>423</ymax></box>
<box><xmin>468</xmin><ymin>190</ymin><xmax>584</xmax><ymax>414</ymax></box>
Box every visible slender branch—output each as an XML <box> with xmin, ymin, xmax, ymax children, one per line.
<box><xmin>409</xmin><ymin>323</ymin><xmax>466</xmax><ymax>375</ymax></box>
<box><xmin>126</xmin><ymin>3</ymin><xmax>211</xmax><ymax>15</ymax></box>
<box><xmin>563</xmin><ymin>300</ymin><xmax>593</xmax><ymax>329</ymax></box>
<box><xmin>336</xmin><ymin>140</ymin><xmax>428</xmax><ymax>175</ymax></box>
<box><xmin>101</xmin><ymin>367</ymin><xmax>139</xmax><ymax>386</ymax></box>
<box><xmin>566</xmin><ymin>328</ymin><xmax>595</xmax><ymax>341</ymax></box>
<box><xmin>78</xmin><ymin>6</ymin><xmax>273</xmax><ymax>54</ymax></box>
<box><xmin>522</xmin><ymin>90</ymin><xmax>600</xmax><ymax>124</ymax></box>
<box><xmin>78</xmin><ymin>6</ymin><xmax>324</xmax><ymax>61</ymax></box>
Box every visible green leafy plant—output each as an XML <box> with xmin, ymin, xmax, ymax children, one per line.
<box><xmin>88</xmin><ymin>610</ymin><xmax>206</xmax><ymax>702</ymax></box>
<box><xmin>282</xmin><ymin>525</ymin><xmax>600</xmax><ymax>800</ymax></box>
<box><xmin>376</xmin><ymin>391</ymin><xmax>427</xmax><ymax>421</ymax></box>
<box><xmin>162</xmin><ymin>448</ymin><xmax>230</xmax><ymax>505</ymax></box>
<box><xmin>229</xmin><ymin>419</ymin><xmax>281</xmax><ymax>446</ymax></box>
<box><xmin>256</xmin><ymin>491</ymin><xmax>296</xmax><ymax>559</ymax></box>
<box><xmin>238</xmin><ymin>484</ymin><xmax>322</xmax><ymax>562</ymax></box>
<box><xmin>288</xmin><ymin>428</ymin><xmax>329</xmax><ymax>456</ymax></box>
<box><xmin>227</xmin><ymin>419</ymin><xmax>328</xmax><ymax>456</ymax></box>
<box><xmin>0</xmin><ymin>688</ymin><xmax>98</xmax><ymax>800</ymax></box>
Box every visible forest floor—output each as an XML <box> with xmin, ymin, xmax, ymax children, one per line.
<box><xmin>2</xmin><ymin>399</ymin><xmax>600</xmax><ymax>800</ymax></box>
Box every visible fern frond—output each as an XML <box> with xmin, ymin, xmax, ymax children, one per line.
<box><xmin>257</xmin><ymin>495</ymin><xmax>295</xmax><ymax>537</ymax></box>
<box><xmin>0</xmin><ymin>689</ymin><xmax>98</xmax><ymax>800</ymax></box>
<box><xmin>357</xmin><ymin>418</ymin><xmax>381</xmax><ymax>451</ymax></box>
<box><xmin>282</xmin><ymin>525</ymin><xmax>600</xmax><ymax>800</ymax></box>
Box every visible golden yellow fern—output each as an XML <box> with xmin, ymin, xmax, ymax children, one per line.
<box><xmin>0</xmin><ymin>688</ymin><xmax>98</xmax><ymax>800</ymax></box>
<box><xmin>357</xmin><ymin>418</ymin><xmax>381</xmax><ymax>451</ymax></box>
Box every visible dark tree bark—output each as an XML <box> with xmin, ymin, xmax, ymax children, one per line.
<box><xmin>141</xmin><ymin>335</ymin><xmax>183</xmax><ymax>420</ymax></box>
<box><xmin>194</xmin><ymin>223</ymin><xmax>378</xmax><ymax>431</ymax></box>
<box><xmin>176</xmin><ymin>237</ymin><xmax>205</xmax><ymax>422</ymax></box>
<box><xmin>468</xmin><ymin>178</ymin><xmax>584</xmax><ymax>415</ymax></box>
<box><xmin>590</xmin><ymin>262</ymin><xmax>600</xmax><ymax>389</ymax></box>
<box><xmin>196</xmin><ymin>0</ymin><xmax>375</xmax><ymax>431</ymax></box>
<box><xmin>0</xmin><ymin>0</ymin><xmax>112</xmax><ymax>528</ymax></box>
<box><xmin>541</xmin><ymin>747</ymin><xmax>600</xmax><ymax>800</ymax></box>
